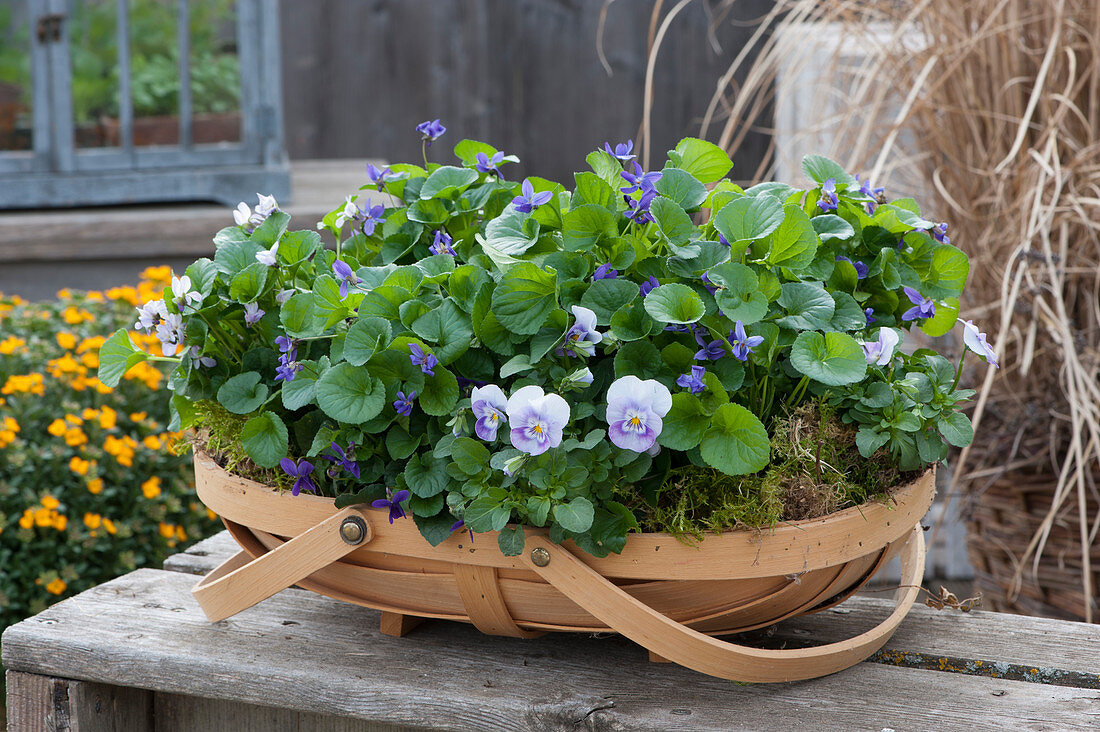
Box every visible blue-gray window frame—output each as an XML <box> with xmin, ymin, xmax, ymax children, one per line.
<box><xmin>0</xmin><ymin>0</ymin><xmax>290</xmax><ymax>208</ymax></box>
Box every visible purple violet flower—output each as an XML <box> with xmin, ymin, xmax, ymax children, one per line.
<box><xmin>835</xmin><ymin>255</ymin><xmax>869</xmax><ymax>279</ymax></box>
<box><xmin>280</xmin><ymin>458</ymin><xmax>317</xmax><ymax>496</ymax></box>
<box><xmin>275</xmin><ymin>335</ymin><xmax>296</xmax><ymax>354</ymax></box>
<box><xmin>332</xmin><ymin>260</ymin><xmax>360</xmax><ymax>298</ymax></box>
<box><xmin>408</xmin><ymin>343</ymin><xmax>438</xmax><ymax>376</ymax></box>
<box><xmin>416</xmin><ymin>119</ymin><xmax>446</xmax><ymax>145</ymax></box>
<box><xmin>372</xmin><ymin>489</ymin><xmax>410</xmax><ymax>524</ymax></box>
<box><xmin>605</xmin><ymin>375</ymin><xmax>672</xmax><ymax>452</ymax></box>
<box><xmin>359</xmin><ymin>203</ymin><xmax>386</xmax><ymax>236</ymax></box>
<box><xmin>604</xmin><ymin>139</ymin><xmax>636</xmax><ymax>162</ymax></box>
<box><xmin>506</xmin><ymin>385</ymin><xmax>570</xmax><ymax>456</ymax></box>
<box><xmin>475</xmin><ymin>151</ymin><xmax>505</xmax><ymax>176</ymax></box>
<box><xmin>639</xmin><ymin>276</ymin><xmax>660</xmax><ymax>297</ymax></box>
<box><xmin>861</xmin><ymin>328</ymin><xmax>901</xmax><ymax>366</ymax></box>
<box><xmin>864</xmin><ymin>307</ymin><xmax>877</xmax><ymax>325</ymax></box>
<box><xmin>512</xmin><ymin>179</ymin><xmax>553</xmax><ymax>213</ymax></box>
<box><xmin>855</xmin><ymin>174</ymin><xmax>884</xmax><ymax>213</ymax></box>
<box><xmin>134</xmin><ymin>299</ymin><xmax>168</xmax><ymax>332</ymax></box>
<box><xmin>931</xmin><ymin>222</ymin><xmax>950</xmax><ymax>244</ymax></box>
<box><xmin>625</xmin><ymin>188</ymin><xmax>658</xmax><ymax>224</ymax></box>
<box><xmin>960</xmin><ymin>319</ymin><xmax>999</xmax><ymax>368</ymax></box>
<box><xmin>154</xmin><ymin>313</ymin><xmax>184</xmax><ymax>357</ymax></box>
<box><xmin>322</xmin><ymin>442</ymin><xmax>360</xmax><ymax>480</ymax></box>
<box><xmin>728</xmin><ymin>320</ymin><xmax>764</xmax><ymax>362</ymax></box>
<box><xmin>243</xmin><ymin>302</ymin><xmax>264</xmax><ymax>326</ymax></box>
<box><xmin>694</xmin><ymin>330</ymin><xmax>726</xmax><ymax>361</ymax></box>
<box><xmin>817</xmin><ymin>177</ymin><xmax>839</xmax><ymax>212</ymax></box>
<box><xmin>471</xmin><ymin>384</ymin><xmax>508</xmax><ymax>441</ymax></box>
<box><xmin>676</xmin><ymin>365</ymin><xmax>707</xmax><ymax>395</ymax></box>
<box><xmin>718</xmin><ymin>233</ymin><xmax>730</xmax><ymax>247</ymax></box>
<box><xmin>901</xmin><ymin>286</ymin><xmax>936</xmax><ymax>321</ymax></box>
<box><xmin>562</xmin><ymin>305</ymin><xmax>602</xmax><ymax>357</ymax></box>
<box><xmin>700</xmin><ymin>271</ymin><xmax>717</xmax><ymax>295</ymax></box>
<box><xmin>275</xmin><ymin>354</ymin><xmax>303</xmax><ymax>383</ymax></box>
<box><xmin>367</xmin><ymin>163</ymin><xmax>396</xmax><ymax>190</ymax></box>
<box><xmin>429</xmin><ymin>230</ymin><xmax>456</xmax><ymax>256</ymax></box>
<box><xmin>620</xmin><ymin>161</ymin><xmax>662</xmax><ymax>195</ymax></box>
<box><xmin>393</xmin><ymin>390</ymin><xmax>416</xmax><ymax>416</ymax></box>
<box><xmin>592</xmin><ymin>263</ymin><xmax>618</xmax><ymax>281</ymax></box>
<box><xmin>187</xmin><ymin>345</ymin><xmax>216</xmax><ymax>369</ymax></box>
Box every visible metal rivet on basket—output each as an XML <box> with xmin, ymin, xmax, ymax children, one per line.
<box><xmin>340</xmin><ymin>516</ymin><xmax>367</xmax><ymax>545</ymax></box>
<box><xmin>530</xmin><ymin>547</ymin><xmax>550</xmax><ymax>567</ymax></box>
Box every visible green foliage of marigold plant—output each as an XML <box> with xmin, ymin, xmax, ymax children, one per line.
<box><xmin>99</xmin><ymin>135</ymin><xmax>988</xmax><ymax>561</ymax></box>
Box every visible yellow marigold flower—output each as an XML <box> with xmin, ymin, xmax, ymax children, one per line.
<box><xmin>87</xmin><ymin>478</ymin><xmax>104</xmax><ymax>495</ymax></box>
<box><xmin>103</xmin><ymin>518</ymin><xmax>117</xmax><ymax>535</ymax></box>
<box><xmin>41</xmin><ymin>495</ymin><xmax>59</xmax><ymax>510</ymax></box>
<box><xmin>141</xmin><ymin>476</ymin><xmax>162</xmax><ymax>499</ymax></box>
<box><xmin>52</xmin><ymin>514</ymin><xmax>68</xmax><ymax>531</ymax></box>
<box><xmin>47</xmin><ymin>418</ymin><xmax>67</xmax><ymax>436</ymax></box>
<box><xmin>45</xmin><ymin>578</ymin><xmax>67</xmax><ymax>595</ymax></box>
<box><xmin>143</xmin><ymin>435</ymin><xmax>162</xmax><ymax>450</ymax></box>
<box><xmin>81</xmin><ymin>352</ymin><xmax>99</xmax><ymax>369</ymax></box>
<box><xmin>56</xmin><ymin>332</ymin><xmax>77</xmax><ymax>350</ymax></box>
<box><xmin>19</xmin><ymin>510</ymin><xmax>34</xmax><ymax>530</ymax></box>
<box><xmin>158</xmin><ymin>522</ymin><xmax>175</xmax><ymax>539</ymax></box>
<box><xmin>84</xmin><ymin>513</ymin><xmax>102</xmax><ymax>530</ymax></box>
<box><xmin>175</xmin><ymin>526</ymin><xmax>187</xmax><ymax>542</ymax></box>
<box><xmin>3</xmin><ymin>416</ymin><xmax>17</xmax><ymax>431</ymax></box>
<box><xmin>56</xmin><ymin>288</ymin><xmax>72</xmax><ymax>299</ymax></box>
<box><xmin>77</xmin><ymin>335</ymin><xmax>105</xmax><ymax>354</ymax></box>
<box><xmin>86</xmin><ymin>290</ymin><xmax>104</xmax><ymax>302</ymax></box>
<box><xmin>116</xmin><ymin>451</ymin><xmax>133</xmax><ymax>467</ymax></box>
<box><xmin>62</xmin><ymin>306</ymin><xmax>94</xmax><ymax>325</ymax></box>
<box><xmin>82</xmin><ymin>408</ymin><xmax>100</xmax><ymax>421</ymax></box>
<box><xmin>206</xmin><ymin>508</ymin><xmax>218</xmax><ymax>521</ymax></box>
<box><xmin>91</xmin><ymin>378</ymin><xmax>112</xmax><ymax>394</ymax></box>
<box><xmin>69</xmin><ymin>456</ymin><xmax>91</xmax><ymax>476</ymax></box>
<box><xmin>34</xmin><ymin>508</ymin><xmax>52</xmax><ymax>527</ymax></box>
<box><xmin>106</xmin><ymin>286</ymin><xmax>139</xmax><ymax>305</ymax></box>
<box><xmin>0</xmin><ymin>336</ymin><xmax>25</xmax><ymax>354</ymax></box>
<box><xmin>130</xmin><ymin>411</ymin><xmax>148</xmax><ymax>422</ymax></box>
<box><xmin>0</xmin><ymin>429</ymin><xmax>15</xmax><ymax>448</ymax></box>
<box><xmin>141</xmin><ymin>265</ymin><xmax>172</xmax><ymax>283</ymax></box>
<box><xmin>70</xmin><ymin>376</ymin><xmax>88</xmax><ymax>392</ymax></box>
<box><xmin>64</xmin><ymin>427</ymin><xmax>88</xmax><ymax>447</ymax></box>
<box><xmin>2</xmin><ymin>373</ymin><xmax>45</xmax><ymax>395</ymax></box>
<box><xmin>99</xmin><ymin>406</ymin><xmax>117</xmax><ymax>429</ymax></box>
<box><xmin>65</xmin><ymin>413</ymin><xmax>83</xmax><ymax>425</ymax></box>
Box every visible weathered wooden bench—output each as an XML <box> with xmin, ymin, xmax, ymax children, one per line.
<box><xmin>4</xmin><ymin>531</ymin><xmax>1099</xmax><ymax>731</ymax></box>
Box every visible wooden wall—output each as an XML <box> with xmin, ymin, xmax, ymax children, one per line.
<box><xmin>279</xmin><ymin>0</ymin><xmax>774</xmax><ymax>183</ymax></box>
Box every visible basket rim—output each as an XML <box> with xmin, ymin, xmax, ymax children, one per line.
<box><xmin>194</xmin><ymin>449</ymin><xmax>936</xmax><ymax>580</ymax></box>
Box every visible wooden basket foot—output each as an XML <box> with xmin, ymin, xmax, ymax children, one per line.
<box><xmin>379</xmin><ymin>611</ymin><xmax>425</xmax><ymax>638</ymax></box>
<box><xmin>648</xmin><ymin>650</ymin><xmax>671</xmax><ymax>663</ymax></box>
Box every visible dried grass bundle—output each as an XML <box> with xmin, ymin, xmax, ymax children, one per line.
<box><xmin>641</xmin><ymin>0</ymin><xmax>1100</xmax><ymax>619</ymax></box>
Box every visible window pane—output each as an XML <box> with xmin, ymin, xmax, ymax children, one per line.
<box><xmin>0</xmin><ymin>0</ymin><xmax>33</xmax><ymax>152</ymax></box>
<box><xmin>70</xmin><ymin>0</ymin><xmax>120</xmax><ymax>148</ymax></box>
<box><xmin>187</xmin><ymin>0</ymin><xmax>240</xmax><ymax>144</ymax></box>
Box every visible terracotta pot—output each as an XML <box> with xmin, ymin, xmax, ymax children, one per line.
<box><xmin>192</xmin><ymin>450</ymin><xmax>933</xmax><ymax>682</ymax></box>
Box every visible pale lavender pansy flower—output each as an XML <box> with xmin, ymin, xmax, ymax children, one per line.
<box><xmin>243</xmin><ymin>302</ymin><xmax>264</xmax><ymax>326</ymax></box>
<box><xmin>604</xmin><ymin>139</ymin><xmax>636</xmax><ymax>162</ymax></box>
<box><xmin>256</xmin><ymin>243</ymin><xmax>279</xmax><ymax>267</ymax></box>
<box><xmin>475</xmin><ymin>151</ymin><xmax>505</xmax><ymax>176</ymax></box>
<box><xmin>676</xmin><ymin>365</ymin><xmax>706</xmax><ymax>395</ymax></box>
<box><xmin>232</xmin><ymin>202</ymin><xmax>252</xmax><ymax>227</ymax></box>
<box><xmin>171</xmin><ymin>275</ymin><xmax>202</xmax><ymax>309</ymax></box>
<box><xmin>187</xmin><ymin>345</ymin><xmax>216</xmax><ymax>369</ymax></box>
<box><xmin>471</xmin><ymin>384</ymin><xmax>508</xmax><ymax>441</ymax></box>
<box><xmin>960</xmin><ymin>319</ymin><xmax>998</xmax><ymax>368</ymax></box>
<box><xmin>861</xmin><ymin>328</ymin><xmax>901</xmax><ymax>366</ymax></box>
<box><xmin>817</xmin><ymin>177</ymin><xmax>839</xmax><ymax>212</ymax></box>
<box><xmin>255</xmin><ymin>194</ymin><xmax>279</xmax><ymax>216</ymax></box>
<box><xmin>416</xmin><ymin>119</ymin><xmax>447</xmax><ymax>144</ymax></box>
<box><xmin>393</xmin><ymin>390</ymin><xmax>416</xmax><ymax>416</ymax></box>
<box><xmin>506</xmin><ymin>385</ymin><xmax>570</xmax><ymax>456</ymax></box>
<box><xmin>512</xmin><ymin>179</ymin><xmax>553</xmax><ymax>213</ymax></box>
<box><xmin>276</xmin><ymin>289</ymin><xmax>295</xmax><ymax>305</ymax></box>
<box><xmin>605</xmin><ymin>375</ymin><xmax>672</xmax><ymax>452</ymax></box>
<box><xmin>901</xmin><ymin>286</ymin><xmax>935</xmax><ymax>321</ymax></box>
<box><xmin>134</xmin><ymin>299</ymin><xmax>168</xmax><ymax>332</ymax></box>
<box><xmin>408</xmin><ymin>343</ymin><xmax>438</xmax><ymax>376</ymax></box>
<box><xmin>640</xmin><ymin>276</ymin><xmax>660</xmax><ymax>297</ymax></box>
<box><xmin>563</xmin><ymin>305</ymin><xmax>602</xmax><ymax>357</ymax></box>
<box><xmin>429</xmin><ymin>230</ymin><xmax>456</xmax><ymax>256</ymax></box>
<box><xmin>728</xmin><ymin>320</ymin><xmax>764</xmax><ymax>362</ymax></box>
<box><xmin>155</xmin><ymin>313</ymin><xmax>184</xmax><ymax>357</ymax></box>
<box><xmin>332</xmin><ymin>260</ymin><xmax>360</xmax><ymax>298</ymax></box>
<box><xmin>593</xmin><ymin>263</ymin><xmax>618</xmax><ymax>280</ymax></box>
<box><xmin>280</xmin><ymin>458</ymin><xmax>317</xmax><ymax>497</ymax></box>
<box><xmin>372</xmin><ymin>489</ymin><xmax>410</xmax><ymax>524</ymax></box>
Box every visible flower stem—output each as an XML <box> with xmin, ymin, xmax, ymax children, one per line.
<box><xmin>951</xmin><ymin>349</ymin><xmax>967</xmax><ymax>392</ymax></box>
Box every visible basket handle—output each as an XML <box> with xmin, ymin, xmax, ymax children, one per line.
<box><xmin>193</xmin><ymin>507</ymin><xmax>373</xmax><ymax>622</ymax></box>
<box><xmin>520</xmin><ymin>524</ymin><xmax>926</xmax><ymax>683</ymax></box>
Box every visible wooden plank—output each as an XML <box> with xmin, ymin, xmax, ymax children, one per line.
<box><xmin>4</xmin><ymin>568</ymin><xmax>1100</xmax><ymax>731</ymax></box>
<box><xmin>5</xmin><ymin>671</ymin><xmax>55</xmax><ymax>731</ymax></box>
<box><xmin>156</xmin><ymin>693</ymin><xmax>297</xmax><ymax>732</ymax></box>
<box><xmin>163</xmin><ymin>531</ymin><xmax>242</xmax><ymax>575</ymax></box>
<box><xmin>4</xmin><ymin>671</ymin><xmax>153</xmax><ymax>732</ymax></box>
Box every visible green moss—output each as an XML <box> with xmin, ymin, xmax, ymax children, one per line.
<box><xmin>192</xmin><ymin>401</ymin><xmax>290</xmax><ymax>489</ymax></box>
<box><xmin>621</xmin><ymin>400</ymin><xmax>914</xmax><ymax>543</ymax></box>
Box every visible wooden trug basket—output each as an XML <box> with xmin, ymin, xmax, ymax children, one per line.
<box><xmin>192</xmin><ymin>451</ymin><xmax>932</xmax><ymax>683</ymax></box>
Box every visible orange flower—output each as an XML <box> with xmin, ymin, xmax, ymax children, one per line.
<box><xmin>69</xmin><ymin>456</ymin><xmax>91</xmax><ymax>476</ymax></box>
<box><xmin>19</xmin><ymin>509</ymin><xmax>34</xmax><ymax>530</ymax></box>
<box><xmin>129</xmin><ymin>411</ymin><xmax>148</xmax><ymax>422</ymax></box>
<box><xmin>141</xmin><ymin>476</ymin><xmax>162</xmax><ymax>499</ymax></box>
<box><xmin>98</xmin><ymin>406</ymin><xmax>117</xmax><ymax>430</ymax></box>
<box><xmin>143</xmin><ymin>435</ymin><xmax>162</xmax><ymax>450</ymax></box>
<box><xmin>65</xmin><ymin>414</ymin><xmax>83</xmax><ymax>425</ymax></box>
<box><xmin>52</xmin><ymin>514</ymin><xmax>68</xmax><ymax>531</ymax></box>
<box><xmin>64</xmin><ymin>427</ymin><xmax>88</xmax><ymax>447</ymax></box>
<box><xmin>2</xmin><ymin>373</ymin><xmax>45</xmax><ymax>395</ymax></box>
<box><xmin>45</xmin><ymin>578</ymin><xmax>67</xmax><ymax>595</ymax></box>
<box><xmin>56</xmin><ymin>332</ymin><xmax>77</xmax><ymax>350</ymax></box>
<box><xmin>82</xmin><ymin>408</ymin><xmax>100</xmax><ymax>421</ymax></box>
<box><xmin>175</xmin><ymin>526</ymin><xmax>187</xmax><ymax>542</ymax></box>
<box><xmin>41</xmin><ymin>495</ymin><xmax>59</xmax><ymax>510</ymax></box>
<box><xmin>33</xmin><ymin>508</ymin><xmax>52</xmax><ymax>527</ymax></box>
<box><xmin>77</xmin><ymin>336</ymin><xmax>105</xmax><ymax>354</ymax></box>
<box><xmin>80</xmin><ymin>352</ymin><xmax>99</xmax><ymax>369</ymax></box>
<box><xmin>61</xmin><ymin>306</ymin><xmax>94</xmax><ymax>325</ymax></box>
<box><xmin>0</xmin><ymin>336</ymin><xmax>25</xmax><ymax>354</ymax></box>
<box><xmin>158</xmin><ymin>522</ymin><xmax>175</xmax><ymax>538</ymax></box>
<box><xmin>87</xmin><ymin>478</ymin><xmax>104</xmax><ymax>495</ymax></box>
<box><xmin>141</xmin><ymin>265</ymin><xmax>172</xmax><ymax>283</ymax></box>
<box><xmin>83</xmin><ymin>513</ymin><xmax>102</xmax><ymax>530</ymax></box>
<box><xmin>47</xmin><ymin>418</ymin><xmax>67</xmax><ymax>436</ymax></box>
<box><xmin>56</xmin><ymin>288</ymin><xmax>72</xmax><ymax>299</ymax></box>
<box><xmin>106</xmin><ymin>286</ymin><xmax>139</xmax><ymax>305</ymax></box>
<box><xmin>103</xmin><ymin>518</ymin><xmax>117</xmax><ymax>535</ymax></box>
